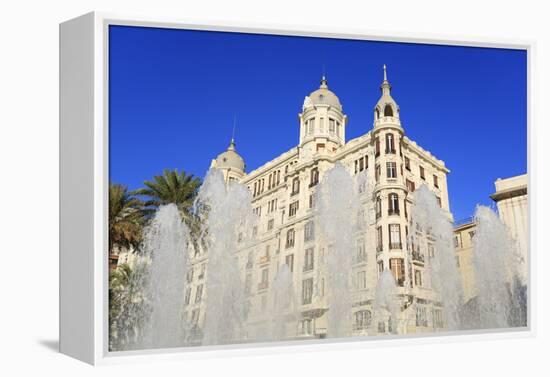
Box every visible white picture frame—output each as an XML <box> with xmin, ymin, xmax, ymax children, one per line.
<box><xmin>59</xmin><ymin>11</ymin><xmax>535</xmax><ymax>365</ymax></box>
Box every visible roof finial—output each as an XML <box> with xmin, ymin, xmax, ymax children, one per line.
<box><xmin>320</xmin><ymin>65</ymin><xmax>328</xmax><ymax>89</ymax></box>
<box><xmin>383</xmin><ymin>64</ymin><xmax>388</xmax><ymax>82</ymax></box>
<box><xmin>229</xmin><ymin>115</ymin><xmax>236</xmax><ymax>150</ymax></box>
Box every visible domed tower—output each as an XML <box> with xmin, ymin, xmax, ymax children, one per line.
<box><xmin>210</xmin><ymin>138</ymin><xmax>246</xmax><ymax>183</ymax></box>
<box><xmin>298</xmin><ymin>76</ymin><xmax>348</xmax><ymax>156</ymax></box>
<box><xmin>371</xmin><ymin>65</ymin><xmax>410</xmax><ymax>293</ymax></box>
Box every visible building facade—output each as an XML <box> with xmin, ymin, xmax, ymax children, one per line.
<box><xmin>491</xmin><ymin>174</ymin><xmax>528</xmax><ymax>281</ymax></box>
<box><xmin>188</xmin><ymin>67</ymin><xmax>452</xmax><ymax>339</ymax></box>
<box><xmin>453</xmin><ymin>174</ymin><xmax>528</xmax><ymax>309</ymax></box>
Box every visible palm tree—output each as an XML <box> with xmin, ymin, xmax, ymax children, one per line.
<box><xmin>134</xmin><ymin>168</ymin><xmax>203</xmax><ymax>253</ymax></box>
<box><xmin>109</xmin><ymin>183</ymin><xmax>146</xmax><ymax>255</ymax></box>
<box><xmin>134</xmin><ymin>168</ymin><xmax>201</xmax><ymax>224</ymax></box>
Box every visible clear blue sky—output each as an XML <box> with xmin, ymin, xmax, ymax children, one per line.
<box><xmin>109</xmin><ymin>25</ymin><xmax>527</xmax><ymax>221</ymax></box>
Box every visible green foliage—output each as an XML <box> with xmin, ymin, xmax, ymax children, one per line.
<box><xmin>109</xmin><ymin>183</ymin><xmax>146</xmax><ymax>253</ymax></box>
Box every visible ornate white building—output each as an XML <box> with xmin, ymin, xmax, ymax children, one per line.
<box><xmin>188</xmin><ymin>67</ymin><xmax>452</xmax><ymax>339</ymax></box>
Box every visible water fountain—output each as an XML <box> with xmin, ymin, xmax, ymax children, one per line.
<box><xmin>372</xmin><ymin>269</ymin><xmax>400</xmax><ymax>335</ymax></box>
<box><xmin>267</xmin><ymin>264</ymin><xmax>299</xmax><ymax>341</ymax></box>
<box><xmin>194</xmin><ymin>168</ymin><xmax>257</xmax><ymax>346</ymax></box>
<box><xmin>111</xmin><ymin>164</ymin><xmax>527</xmax><ymax>350</ymax></box>
<box><xmin>470</xmin><ymin>205</ymin><xmax>527</xmax><ymax>329</ymax></box>
<box><xmin>410</xmin><ymin>185</ymin><xmax>463</xmax><ymax>331</ymax></box>
<box><xmin>317</xmin><ymin>163</ymin><xmax>361</xmax><ymax>338</ymax></box>
<box><xmin>115</xmin><ymin>204</ymin><xmax>191</xmax><ymax>350</ymax></box>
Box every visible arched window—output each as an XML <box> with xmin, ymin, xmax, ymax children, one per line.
<box><xmin>384</xmin><ymin>104</ymin><xmax>394</xmax><ymax>117</ymax></box>
<box><xmin>375</xmin><ymin>107</ymin><xmax>380</xmax><ymax>119</ymax></box>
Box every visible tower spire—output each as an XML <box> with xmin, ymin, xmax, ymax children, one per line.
<box><xmin>229</xmin><ymin>115</ymin><xmax>236</xmax><ymax>150</ymax></box>
<box><xmin>380</xmin><ymin>63</ymin><xmax>392</xmax><ymax>94</ymax></box>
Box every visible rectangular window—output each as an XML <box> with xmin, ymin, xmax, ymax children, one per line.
<box><xmin>357</xmin><ymin>271</ymin><xmax>367</xmax><ymax>290</ymax></box>
<box><xmin>406</xmin><ymin>179</ymin><xmax>415</xmax><ymax>192</ymax></box>
<box><xmin>286</xmin><ymin>228</ymin><xmax>295</xmax><ymax>248</ymax></box>
<box><xmin>386</xmin><ymin>162</ymin><xmax>397</xmax><ymax>179</ymax></box>
<box><xmin>285</xmin><ymin>254</ymin><xmax>294</xmax><ymax>272</ymax></box>
<box><xmin>433</xmin><ymin>174</ymin><xmax>439</xmax><ymax>188</ymax></box>
<box><xmin>376</xmin><ymin>226</ymin><xmax>383</xmax><ymax>252</ymax></box>
<box><xmin>436</xmin><ymin>196</ymin><xmax>442</xmax><ymax>208</ymax></box>
<box><xmin>309</xmin><ymin>194</ymin><xmax>316</xmax><ymax>209</ymax></box>
<box><xmin>375</xmin><ymin>138</ymin><xmax>380</xmax><ymax>157</ymax></box>
<box><xmin>359</xmin><ymin>158</ymin><xmax>364</xmax><ymax>171</ymax></box>
<box><xmin>267</xmin><ymin>218</ymin><xmax>274</xmax><ymax>231</ymax></box>
<box><xmin>291</xmin><ymin>177</ymin><xmax>300</xmax><ymax>195</ymax></box>
<box><xmin>389</xmin><ymin>224</ymin><xmax>402</xmax><ymax>249</ymax></box>
<box><xmin>375</xmin><ymin>164</ymin><xmax>381</xmax><ymax>182</ymax></box>
<box><xmin>356</xmin><ymin>238</ymin><xmax>366</xmax><ymax>263</ymax></box>
<box><xmin>195</xmin><ymin>284</ymin><xmax>203</xmax><ymax>303</ymax></box>
<box><xmin>329</xmin><ymin>118</ymin><xmax>335</xmax><ymax>135</ymax></box>
<box><xmin>454</xmin><ymin>235</ymin><xmax>460</xmax><ymax>248</ymax></box>
<box><xmin>416</xmin><ymin>306</ymin><xmax>428</xmax><ymax>327</ymax></box>
<box><xmin>390</xmin><ymin>258</ymin><xmax>405</xmax><ymax>286</ymax></box>
<box><xmin>405</xmin><ymin>156</ymin><xmax>411</xmax><ymax>171</ymax></box>
<box><xmin>385</xmin><ymin>133</ymin><xmax>396</xmax><ymax>154</ymax></box>
<box><xmin>310</xmin><ymin>168</ymin><xmax>319</xmax><ymax>186</ymax></box>
<box><xmin>191</xmin><ymin>309</ymin><xmax>200</xmax><ymax>324</ymax></box>
<box><xmin>388</xmin><ymin>194</ymin><xmax>400</xmax><ymax>215</ymax></box>
<box><xmin>378</xmin><ymin>260</ymin><xmax>384</xmax><ymax>274</ymax></box>
<box><xmin>289</xmin><ymin>201</ymin><xmax>299</xmax><ymax>217</ymax></box>
<box><xmin>433</xmin><ymin>308</ymin><xmax>444</xmax><ymax>328</ymax></box>
<box><xmin>375</xmin><ymin>197</ymin><xmax>382</xmax><ymax>219</ymax></box>
<box><xmin>304</xmin><ymin>221</ymin><xmax>315</xmax><ymax>242</ymax></box>
<box><xmin>308</xmin><ymin>118</ymin><xmax>315</xmax><ymax>134</ymax></box>
<box><xmin>302</xmin><ymin>278</ymin><xmax>314</xmax><ymax>304</ymax></box>
<box><xmin>414</xmin><ymin>269</ymin><xmax>422</xmax><ymax>287</ymax></box>
<box><xmin>420</xmin><ymin>166</ymin><xmax>425</xmax><ymax>180</ymax></box>
<box><xmin>304</xmin><ymin>248</ymin><xmax>314</xmax><ymax>271</ymax></box>
<box><xmin>184</xmin><ymin>288</ymin><xmax>191</xmax><ymax>305</ymax></box>
<box><xmin>258</xmin><ymin>268</ymin><xmax>269</xmax><ymax>290</ymax></box>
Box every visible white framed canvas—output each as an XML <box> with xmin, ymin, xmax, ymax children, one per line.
<box><xmin>59</xmin><ymin>11</ymin><xmax>533</xmax><ymax>365</ymax></box>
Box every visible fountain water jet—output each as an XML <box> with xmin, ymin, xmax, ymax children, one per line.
<box><xmin>115</xmin><ymin>204</ymin><xmax>191</xmax><ymax>350</ymax></box>
<box><xmin>410</xmin><ymin>185</ymin><xmax>462</xmax><ymax>331</ymax></box>
<box><xmin>267</xmin><ymin>264</ymin><xmax>299</xmax><ymax>341</ymax></box>
<box><xmin>372</xmin><ymin>270</ymin><xmax>400</xmax><ymax>334</ymax></box>
<box><xmin>195</xmin><ymin>168</ymin><xmax>257</xmax><ymax>345</ymax></box>
<box><xmin>317</xmin><ymin>163</ymin><xmax>361</xmax><ymax>338</ymax></box>
<box><xmin>471</xmin><ymin>205</ymin><xmax>526</xmax><ymax>329</ymax></box>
